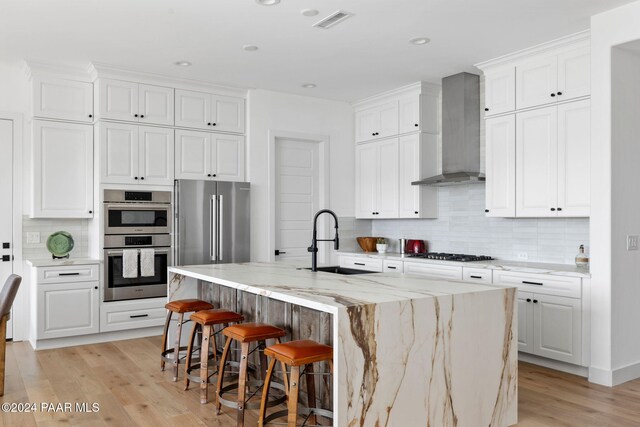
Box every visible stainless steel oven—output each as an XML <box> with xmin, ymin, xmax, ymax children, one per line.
<box><xmin>104</xmin><ymin>190</ymin><xmax>171</xmax><ymax>235</ymax></box>
<box><xmin>103</xmin><ymin>234</ymin><xmax>171</xmax><ymax>302</ymax></box>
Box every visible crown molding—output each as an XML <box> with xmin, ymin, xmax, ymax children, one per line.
<box><xmin>352</xmin><ymin>81</ymin><xmax>441</xmax><ymax>108</ymax></box>
<box><xmin>23</xmin><ymin>60</ymin><xmax>93</xmax><ymax>82</ymax></box>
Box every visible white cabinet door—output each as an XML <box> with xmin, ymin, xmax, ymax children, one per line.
<box><xmin>404</xmin><ymin>262</ymin><xmax>463</xmax><ymax>281</ymax></box>
<box><xmin>399</xmin><ymin>96</ymin><xmax>421</xmax><ymax>134</ymax></box>
<box><xmin>534</xmin><ymin>294</ymin><xmax>582</xmax><ymax>365</ymax></box>
<box><xmin>32</xmin><ymin>121</ymin><xmax>93</xmax><ymax>218</ymax></box>
<box><xmin>484</xmin><ymin>68</ymin><xmax>515</xmax><ymax>116</ymax></box>
<box><xmin>100</xmin><ymin>122</ymin><xmax>139</xmax><ymax>184</ymax></box>
<box><xmin>557</xmin><ymin>100</ymin><xmax>590</xmax><ymax>217</ymax></box>
<box><xmin>517</xmin><ymin>291</ymin><xmax>535</xmax><ymax>354</ymax></box>
<box><xmin>138</xmin><ymin>84</ymin><xmax>174</xmax><ymax>126</ymax></box>
<box><xmin>516</xmin><ymin>106</ymin><xmax>558</xmax><ymax>217</ymax></box>
<box><xmin>557</xmin><ymin>47</ymin><xmax>590</xmax><ymax>102</ymax></box>
<box><xmin>211</xmin><ymin>95</ymin><xmax>245</xmax><ymax>133</ymax></box>
<box><xmin>175</xmin><ymin>89</ymin><xmax>211</xmax><ymax>130</ymax></box>
<box><xmin>175</xmin><ymin>129</ymin><xmax>211</xmax><ymax>179</ymax></box>
<box><xmin>139</xmin><ymin>126</ymin><xmax>174</xmax><ymax>185</ymax></box>
<box><xmin>376</xmin><ymin>138</ymin><xmax>399</xmax><ymax>218</ymax></box>
<box><xmin>355</xmin><ymin>143</ymin><xmax>378</xmax><ymax>218</ymax></box>
<box><xmin>355</xmin><ymin>107</ymin><xmax>378</xmax><ymax>143</ymax></box>
<box><xmin>485</xmin><ymin>115</ymin><xmax>516</xmax><ymax>217</ymax></box>
<box><xmin>212</xmin><ymin>134</ymin><xmax>244</xmax><ymax>181</ymax></box>
<box><xmin>516</xmin><ymin>56</ymin><xmax>558</xmax><ymax>110</ymax></box>
<box><xmin>33</xmin><ymin>77</ymin><xmax>93</xmax><ymax>122</ymax></box>
<box><xmin>99</xmin><ymin>79</ymin><xmax>139</xmax><ymax>122</ymax></box>
<box><xmin>378</xmin><ymin>102</ymin><xmax>399</xmax><ymax>139</ymax></box>
<box><xmin>398</xmin><ymin>134</ymin><xmax>420</xmax><ymax>218</ymax></box>
<box><xmin>38</xmin><ymin>282</ymin><xmax>99</xmax><ymax>339</ymax></box>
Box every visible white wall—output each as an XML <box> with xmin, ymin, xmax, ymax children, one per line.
<box><xmin>0</xmin><ymin>62</ymin><xmax>29</xmax><ymax>114</ymax></box>
<box><xmin>247</xmin><ymin>89</ymin><xmax>354</xmax><ymax>262</ymax></box>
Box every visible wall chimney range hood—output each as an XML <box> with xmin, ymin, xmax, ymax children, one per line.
<box><xmin>412</xmin><ymin>72</ymin><xmax>484</xmax><ymax>186</ymax></box>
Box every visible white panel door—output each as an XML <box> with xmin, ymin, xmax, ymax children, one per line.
<box><xmin>398</xmin><ymin>96</ymin><xmax>420</xmax><ymax>134</ymax></box>
<box><xmin>534</xmin><ymin>294</ymin><xmax>582</xmax><ymax>364</ymax></box>
<box><xmin>139</xmin><ymin>126</ymin><xmax>174</xmax><ymax>185</ymax></box>
<box><xmin>557</xmin><ymin>100</ymin><xmax>590</xmax><ymax>217</ymax></box>
<box><xmin>517</xmin><ymin>291</ymin><xmax>535</xmax><ymax>354</ymax></box>
<box><xmin>484</xmin><ymin>68</ymin><xmax>515</xmax><ymax>116</ymax></box>
<box><xmin>516</xmin><ymin>106</ymin><xmax>558</xmax><ymax>217</ymax></box>
<box><xmin>0</xmin><ymin>120</ymin><xmax>14</xmax><ymax>339</ymax></box>
<box><xmin>99</xmin><ymin>79</ymin><xmax>139</xmax><ymax>122</ymax></box>
<box><xmin>398</xmin><ymin>134</ymin><xmax>420</xmax><ymax>218</ymax></box>
<box><xmin>138</xmin><ymin>84</ymin><xmax>174</xmax><ymax>126</ymax></box>
<box><xmin>100</xmin><ymin>122</ymin><xmax>139</xmax><ymax>184</ymax></box>
<box><xmin>33</xmin><ymin>77</ymin><xmax>93</xmax><ymax>122</ymax></box>
<box><xmin>175</xmin><ymin>89</ymin><xmax>210</xmax><ymax>130</ymax></box>
<box><xmin>377</xmin><ymin>102</ymin><xmax>399</xmax><ymax>139</ymax></box>
<box><xmin>355</xmin><ymin>143</ymin><xmax>377</xmax><ymax>218</ymax></box>
<box><xmin>485</xmin><ymin>115</ymin><xmax>516</xmax><ymax>217</ymax></box>
<box><xmin>376</xmin><ymin>138</ymin><xmax>399</xmax><ymax>218</ymax></box>
<box><xmin>38</xmin><ymin>282</ymin><xmax>99</xmax><ymax>339</ymax></box>
<box><xmin>557</xmin><ymin>47</ymin><xmax>590</xmax><ymax>101</ymax></box>
<box><xmin>32</xmin><ymin>121</ymin><xmax>93</xmax><ymax>218</ymax></box>
<box><xmin>211</xmin><ymin>134</ymin><xmax>244</xmax><ymax>182</ymax></box>
<box><xmin>211</xmin><ymin>95</ymin><xmax>245</xmax><ymax>133</ymax></box>
<box><xmin>175</xmin><ymin>129</ymin><xmax>211</xmax><ymax>180</ymax></box>
<box><xmin>355</xmin><ymin>108</ymin><xmax>378</xmax><ymax>143</ymax></box>
<box><xmin>516</xmin><ymin>56</ymin><xmax>558</xmax><ymax>109</ymax></box>
<box><xmin>274</xmin><ymin>138</ymin><xmax>320</xmax><ymax>262</ymax></box>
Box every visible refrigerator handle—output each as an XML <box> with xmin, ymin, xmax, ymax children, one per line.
<box><xmin>210</xmin><ymin>195</ymin><xmax>217</xmax><ymax>261</ymax></box>
<box><xmin>219</xmin><ymin>195</ymin><xmax>224</xmax><ymax>261</ymax></box>
<box><xmin>174</xmin><ymin>180</ymin><xmax>179</xmax><ymax>265</ymax></box>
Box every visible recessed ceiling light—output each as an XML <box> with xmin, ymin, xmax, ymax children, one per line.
<box><xmin>301</xmin><ymin>9</ymin><xmax>319</xmax><ymax>17</ymax></box>
<box><xmin>302</xmin><ymin>83</ymin><xmax>317</xmax><ymax>88</ymax></box>
<box><xmin>243</xmin><ymin>45</ymin><xmax>259</xmax><ymax>52</ymax></box>
<box><xmin>256</xmin><ymin>0</ymin><xmax>280</xmax><ymax>5</ymax></box>
<box><xmin>174</xmin><ymin>61</ymin><xmax>192</xmax><ymax>67</ymax></box>
<box><xmin>410</xmin><ymin>37</ymin><xmax>431</xmax><ymax>45</ymax></box>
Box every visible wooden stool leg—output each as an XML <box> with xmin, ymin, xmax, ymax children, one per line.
<box><xmin>305</xmin><ymin>363</ymin><xmax>318</xmax><ymax>425</ymax></box>
<box><xmin>257</xmin><ymin>357</ymin><xmax>277</xmax><ymax>427</ymax></box>
<box><xmin>160</xmin><ymin>310</ymin><xmax>172</xmax><ymax>371</ymax></box>
<box><xmin>0</xmin><ymin>315</ymin><xmax>7</xmax><ymax>397</ymax></box>
<box><xmin>200</xmin><ymin>325</ymin><xmax>212</xmax><ymax>404</ymax></box>
<box><xmin>287</xmin><ymin>365</ymin><xmax>301</xmax><ymax>427</ymax></box>
<box><xmin>236</xmin><ymin>341</ymin><xmax>250</xmax><ymax>427</ymax></box>
<box><xmin>184</xmin><ymin>322</ymin><xmax>199</xmax><ymax>391</ymax></box>
<box><xmin>275</xmin><ymin>338</ymin><xmax>289</xmax><ymax>396</ymax></box>
<box><xmin>259</xmin><ymin>340</ymin><xmax>268</xmax><ymax>381</ymax></box>
<box><xmin>216</xmin><ymin>336</ymin><xmax>233</xmax><ymax>415</ymax></box>
<box><xmin>172</xmin><ymin>313</ymin><xmax>184</xmax><ymax>381</ymax></box>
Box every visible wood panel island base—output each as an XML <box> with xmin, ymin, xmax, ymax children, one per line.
<box><xmin>168</xmin><ymin>262</ymin><xmax>518</xmax><ymax>427</ymax></box>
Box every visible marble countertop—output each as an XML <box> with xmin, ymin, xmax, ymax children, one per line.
<box><xmin>168</xmin><ymin>262</ymin><xmax>513</xmax><ymax>314</ymax></box>
<box><xmin>26</xmin><ymin>257</ymin><xmax>101</xmax><ymax>267</ymax></box>
<box><xmin>339</xmin><ymin>251</ymin><xmax>591</xmax><ymax>278</ymax></box>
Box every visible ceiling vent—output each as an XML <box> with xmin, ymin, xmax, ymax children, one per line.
<box><xmin>312</xmin><ymin>10</ymin><xmax>353</xmax><ymax>29</ymax></box>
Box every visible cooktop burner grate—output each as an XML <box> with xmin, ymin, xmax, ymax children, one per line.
<box><xmin>407</xmin><ymin>252</ymin><xmax>494</xmax><ymax>262</ymax></box>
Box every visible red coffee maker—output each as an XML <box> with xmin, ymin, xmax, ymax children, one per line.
<box><xmin>405</xmin><ymin>239</ymin><xmax>427</xmax><ymax>254</ymax></box>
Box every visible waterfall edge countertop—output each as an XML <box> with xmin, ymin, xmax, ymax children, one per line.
<box><xmin>168</xmin><ymin>262</ymin><xmax>518</xmax><ymax>426</ymax></box>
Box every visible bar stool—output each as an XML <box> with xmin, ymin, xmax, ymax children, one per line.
<box><xmin>184</xmin><ymin>308</ymin><xmax>245</xmax><ymax>404</ymax></box>
<box><xmin>161</xmin><ymin>299</ymin><xmax>214</xmax><ymax>381</ymax></box>
<box><xmin>258</xmin><ymin>340</ymin><xmax>333</xmax><ymax>427</ymax></box>
<box><xmin>215</xmin><ymin>322</ymin><xmax>289</xmax><ymax>427</ymax></box>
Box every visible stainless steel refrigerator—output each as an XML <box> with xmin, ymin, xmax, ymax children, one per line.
<box><xmin>174</xmin><ymin>180</ymin><xmax>250</xmax><ymax>265</ymax></box>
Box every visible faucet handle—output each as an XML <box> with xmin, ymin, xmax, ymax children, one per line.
<box><xmin>308</xmin><ymin>246</ymin><xmax>318</xmax><ymax>253</ymax></box>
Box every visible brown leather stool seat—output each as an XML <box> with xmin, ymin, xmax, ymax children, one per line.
<box><xmin>222</xmin><ymin>322</ymin><xmax>286</xmax><ymax>342</ymax></box>
<box><xmin>161</xmin><ymin>299</ymin><xmax>214</xmax><ymax>382</ymax></box>
<box><xmin>259</xmin><ymin>340</ymin><xmax>334</xmax><ymax>427</ymax></box>
<box><xmin>184</xmin><ymin>309</ymin><xmax>245</xmax><ymax>404</ymax></box>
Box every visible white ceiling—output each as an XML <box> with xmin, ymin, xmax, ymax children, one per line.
<box><xmin>0</xmin><ymin>0</ymin><xmax>633</xmax><ymax>102</ymax></box>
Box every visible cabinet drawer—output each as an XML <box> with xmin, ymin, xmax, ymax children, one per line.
<box><xmin>404</xmin><ymin>262</ymin><xmax>463</xmax><ymax>281</ymax></box>
<box><xmin>383</xmin><ymin>260</ymin><xmax>404</xmax><ymax>273</ymax></box>
<box><xmin>100</xmin><ymin>298</ymin><xmax>167</xmax><ymax>332</ymax></box>
<box><xmin>38</xmin><ymin>264</ymin><xmax>100</xmax><ymax>284</ymax></box>
<box><xmin>339</xmin><ymin>256</ymin><xmax>383</xmax><ymax>272</ymax></box>
<box><xmin>492</xmin><ymin>271</ymin><xmax>581</xmax><ymax>298</ymax></box>
<box><xmin>462</xmin><ymin>267</ymin><xmax>493</xmax><ymax>284</ymax></box>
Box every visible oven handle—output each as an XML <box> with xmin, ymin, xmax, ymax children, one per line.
<box><xmin>104</xmin><ymin>203</ymin><xmax>171</xmax><ymax>210</ymax></box>
<box><xmin>105</xmin><ymin>248</ymin><xmax>170</xmax><ymax>256</ymax></box>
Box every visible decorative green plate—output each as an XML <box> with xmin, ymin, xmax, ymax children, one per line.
<box><xmin>46</xmin><ymin>231</ymin><xmax>74</xmax><ymax>257</ymax></box>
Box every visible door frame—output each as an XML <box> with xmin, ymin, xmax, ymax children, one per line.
<box><xmin>0</xmin><ymin>111</ymin><xmax>25</xmax><ymax>341</ymax></box>
<box><xmin>267</xmin><ymin>130</ymin><xmax>330</xmax><ymax>263</ymax></box>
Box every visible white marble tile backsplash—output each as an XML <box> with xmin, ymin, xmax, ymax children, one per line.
<box><xmin>22</xmin><ymin>216</ymin><xmax>90</xmax><ymax>260</ymax></box>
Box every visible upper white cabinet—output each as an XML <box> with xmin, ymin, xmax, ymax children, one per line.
<box><xmin>175</xmin><ymin>89</ymin><xmax>245</xmax><ymax>133</ymax></box>
<box><xmin>557</xmin><ymin>47</ymin><xmax>591</xmax><ymax>102</ymax></box>
<box><xmin>398</xmin><ymin>133</ymin><xmax>438</xmax><ymax>218</ymax></box>
<box><xmin>32</xmin><ymin>77</ymin><xmax>94</xmax><ymax>122</ymax></box>
<box><xmin>355</xmin><ymin>101</ymin><xmax>398</xmax><ymax>143</ymax></box>
<box><xmin>31</xmin><ymin>120</ymin><xmax>94</xmax><ymax>218</ymax></box>
<box><xmin>97</xmin><ymin>79</ymin><xmax>174</xmax><ymax>125</ymax></box>
<box><xmin>485</xmin><ymin>115</ymin><xmax>516</xmax><ymax>217</ymax></box>
<box><xmin>175</xmin><ymin>129</ymin><xmax>245</xmax><ymax>181</ymax></box>
<box><xmin>355</xmin><ymin>138</ymin><xmax>398</xmax><ymax>218</ymax></box>
<box><xmin>483</xmin><ymin>68</ymin><xmax>515</xmax><ymax>116</ymax></box>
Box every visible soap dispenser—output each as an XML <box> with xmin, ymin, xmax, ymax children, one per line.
<box><xmin>575</xmin><ymin>245</ymin><xmax>589</xmax><ymax>268</ymax></box>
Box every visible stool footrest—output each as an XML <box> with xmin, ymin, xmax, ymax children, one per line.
<box><xmin>161</xmin><ymin>346</ymin><xmax>190</xmax><ymax>363</ymax></box>
<box><xmin>218</xmin><ymin>380</ymin><xmax>287</xmax><ymax>410</ymax></box>
<box><xmin>263</xmin><ymin>407</ymin><xmax>334</xmax><ymax>426</ymax></box>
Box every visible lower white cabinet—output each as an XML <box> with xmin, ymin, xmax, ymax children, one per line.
<box><xmin>403</xmin><ymin>262</ymin><xmax>463</xmax><ymax>281</ymax></box>
<box><xmin>100</xmin><ymin>298</ymin><xmax>167</xmax><ymax>332</ymax></box>
<box><xmin>339</xmin><ymin>256</ymin><xmax>383</xmax><ymax>272</ymax></box>
<box><xmin>383</xmin><ymin>259</ymin><xmax>404</xmax><ymax>273</ymax></box>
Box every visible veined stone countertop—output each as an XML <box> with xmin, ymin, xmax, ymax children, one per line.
<box><xmin>339</xmin><ymin>250</ymin><xmax>591</xmax><ymax>278</ymax></box>
<box><xmin>26</xmin><ymin>257</ymin><xmax>101</xmax><ymax>267</ymax></box>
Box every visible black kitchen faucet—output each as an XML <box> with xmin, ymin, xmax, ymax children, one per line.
<box><xmin>307</xmin><ymin>209</ymin><xmax>339</xmax><ymax>272</ymax></box>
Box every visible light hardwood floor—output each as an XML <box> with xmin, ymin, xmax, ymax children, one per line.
<box><xmin>1</xmin><ymin>337</ymin><xmax>639</xmax><ymax>426</ymax></box>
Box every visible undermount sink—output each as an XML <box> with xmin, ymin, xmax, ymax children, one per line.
<box><xmin>302</xmin><ymin>266</ymin><xmax>378</xmax><ymax>275</ymax></box>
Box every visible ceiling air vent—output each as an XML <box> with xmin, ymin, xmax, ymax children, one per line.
<box><xmin>312</xmin><ymin>10</ymin><xmax>353</xmax><ymax>29</ymax></box>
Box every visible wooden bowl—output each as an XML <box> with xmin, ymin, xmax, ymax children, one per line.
<box><xmin>357</xmin><ymin>237</ymin><xmax>381</xmax><ymax>252</ymax></box>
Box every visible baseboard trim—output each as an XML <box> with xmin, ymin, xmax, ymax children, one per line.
<box><xmin>27</xmin><ymin>326</ymin><xmax>163</xmax><ymax>350</ymax></box>
<box><xmin>613</xmin><ymin>361</ymin><xmax>640</xmax><ymax>385</ymax></box>
<box><xmin>588</xmin><ymin>366</ymin><xmax>613</xmax><ymax>386</ymax></box>
<box><xmin>518</xmin><ymin>352</ymin><xmax>589</xmax><ymax>377</ymax></box>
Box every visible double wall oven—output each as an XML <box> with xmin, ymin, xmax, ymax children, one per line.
<box><xmin>103</xmin><ymin>190</ymin><xmax>172</xmax><ymax>302</ymax></box>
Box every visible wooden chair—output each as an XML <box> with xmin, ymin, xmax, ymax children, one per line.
<box><xmin>0</xmin><ymin>274</ymin><xmax>22</xmax><ymax>396</ymax></box>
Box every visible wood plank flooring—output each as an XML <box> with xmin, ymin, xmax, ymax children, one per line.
<box><xmin>1</xmin><ymin>337</ymin><xmax>639</xmax><ymax>426</ymax></box>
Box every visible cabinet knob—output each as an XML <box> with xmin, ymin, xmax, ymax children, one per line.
<box><xmin>208</xmin><ymin>123</ymin><xmax>212</xmax><ymax>126</ymax></box>
<box><xmin>89</xmin><ymin>210</ymin><xmax>93</xmax><ymax>214</ymax></box>
<box><xmin>88</xmin><ymin>114</ymin><xmax>93</xmax><ymax>118</ymax></box>
<box><xmin>94</xmin><ymin>286</ymin><xmax>98</xmax><ymax>290</ymax></box>
<box><xmin>134</xmin><ymin>114</ymin><xmax>139</xmax><ymax>117</ymax></box>
<box><xmin>140</xmin><ymin>114</ymin><xmax>144</xmax><ymax>118</ymax></box>
<box><xmin>550</xmin><ymin>93</ymin><xmax>556</xmax><ymax>97</ymax></box>
<box><xmin>533</xmin><ymin>299</ymin><xmax>538</xmax><ymax>304</ymax></box>
<box><xmin>372</xmin><ymin>133</ymin><xmax>375</xmax><ymax>136</ymax></box>
<box><xmin>557</xmin><ymin>207</ymin><xmax>562</xmax><ymax>211</ymax></box>
<box><xmin>140</xmin><ymin>177</ymin><xmax>145</xmax><ymax>180</ymax></box>
<box><xmin>414</xmin><ymin>123</ymin><xmax>419</xmax><ymax>127</ymax></box>
<box><xmin>550</xmin><ymin>207</ymin><xmax>556</xmax><ymax>211</ymax></box>
<box><xmin>134</xmin><ymin>176</ymin><xmax>139</xmax><ymax>180</ymax></box>
<box><xmin>414</xmin><ymin>211</ymin><xmax>418</xmax><ymax>214</ymax></box>
<box><xmin>557</xmin><ymin>91</ymin><xmax>563</xmax><ymax>96</ymax></box>
<box><xmin>484</xmin><ymin>108</ymin><xmax>489</xmax><ymax>112</ymax></box>
<box><xmin>526</xmin><ymin>298</ymin><xmax>532</xmax><ymax>302</ymax></box>
<box><xmin>212</xmin><ymin>123</ymin><xmax>216</xmax><ymax>126</ymax></box>
<box><xmin>485</xmin><ymin>209</ymin><xmax>489</xmax><ymax>213</ymax></box>
<box><xmin>207</xmin><ymin>174</ymin><xmax>212</xmax><ymax>177</ymax></box>
<box><xmin>213</xmin><ymin>174</ymin><xmax>217</xmax><ymax>177</ymax></box>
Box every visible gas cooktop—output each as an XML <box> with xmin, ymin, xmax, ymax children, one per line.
<box><xmin>407</xmin><ymin>252</ymin><xmax>494</xmax><ymax>262</ymax></box>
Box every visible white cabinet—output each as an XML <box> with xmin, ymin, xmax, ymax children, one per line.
<box><xmin>462</xmin><ymin>267</ymin><xmax>493</xmax><ymax>284</ymax></box>
<box><xmin>175</xmin><ymin>129</ymin><xmax>245</xmax><ymax>181</ymax></box>
<box><xmin>483</xmin><ymin>68</ymin><xmax>515</xmax><ymax>116</ymax></box>
<box><xmin>398</xmin><ymin>133</ymin><xmax>438</xmax><ymax>219</ymax></box>
<box><xmin>557</xmin><ymin>47</ymin><xmax>591</xmax><ymax>102</ymax></box>
<box><xmin>403</xmin><ymin>262</ymin><xmax>463</xmax><ymax>281</ymax></box>
<box><xmin>354</xmin><ymin>101</ymin><xmax>398</xmax><ymax>143</ymax></box>
<box><xmin>33</xmin><ymin>77</ymin><xmax>93</xmax><ymax>122</ymax></box>
<box><xmin>517</xmin><ymin>291</ymin><xmax>535</xmax><ymax>354</ymax></box>
<box><xmin>339</xmin><ymin>256</ymin><xmax>383</xmax><ymax>272</ymax></box>
<box><xmin>355</xmin><ymin>138</ymin><xmax>398</xmax><ymax>218</ymax></box>
<box><xmin>383</xmin><ymin>260</ymin><xmax>404</xmax><ymax>273</ymax></box>
<box><xmin>398</xmin><ymin>91</ymin><xmax>439</xmax><ymax>134</ymax></box>
<box><xmin>100</xmin><ymin>122</ymin><xmax>174</xmax><ymax>185</ymax></box>
<box><xmin>100</xmin><ymin>298</ymin><xmax>167</xmax><ymax>332</ymax></box>
<box><xmin>31</xmin><ymin>120</ymin><xmax>94</xmax><ymax>218</ymax></box>
<box><xmin>98</xmin><ymin>79</ymin><xmax>174</xmax><ymax>125</ymax></box>
<box><xmin>175</xmin><ymin>89</ymin><xmax>245</xmax><ymax>133</ymax></box>
<box><xmin>485</xmin><ymin>115</ymin><xmax>516</xmax><ymax>217</ymax></box>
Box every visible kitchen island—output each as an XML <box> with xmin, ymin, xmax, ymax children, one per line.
<box><xmin>168</xmin><ymin>262</ymin><xmax>517</xmax><ymax>426</ymax></box>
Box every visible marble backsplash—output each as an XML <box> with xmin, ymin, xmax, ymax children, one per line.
<box><xmin>22</xmin><ymin>216</ymin><xmax>90</xmax><ymax>260</ymax></box>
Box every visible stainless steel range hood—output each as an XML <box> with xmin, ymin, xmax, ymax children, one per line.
<box><xmin>412</xmin><ymin>72</ymin><xmax>484</xmax><ymax>186</ymax></box>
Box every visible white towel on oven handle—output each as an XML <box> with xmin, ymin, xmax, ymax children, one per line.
<box><xmin>140</xmin><ymin>248</ymin><xmax>155</xmax><ymax>277</ymax></box>
<box><xmin>122</xmin><ymin>249</ymin><xmax>139</xmax><ymax>279</ymax></box>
